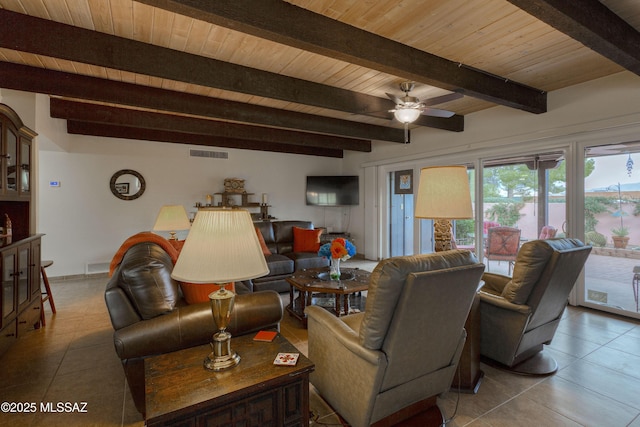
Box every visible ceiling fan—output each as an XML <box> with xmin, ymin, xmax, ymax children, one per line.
<box><xmin>386</xmin><ymin>82</ymin><xmax>462</xmax><ymax>143</ymax></box>
<box><xmin>386</xmin><ymin>82</ymin><xmax>462</xmax><ymax>123</ymax></box>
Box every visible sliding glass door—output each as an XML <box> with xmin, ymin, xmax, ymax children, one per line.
<box><xmin>481</xmin><ymin>152</ymin><xmax>566</xmax><ymax>274</ymax></box>
<box><xmin>378</xmin><ymin>143</ymin><xmax>640</xmax><ymax>320</ymax></box>
<box><xmin>582</xmin><ymin>143</ymin><xmax>640</xmax><ymax>319</ymax></box>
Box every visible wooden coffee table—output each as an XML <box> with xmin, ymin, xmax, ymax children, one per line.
<box><xmin>286</xmin><ymin>266</ymin><xmax>371</xmax><ymax>327</ymax></box>
<box><xmin>145</xmin><ymin>333</ymin><xmax>314</xmax><ymax>426</ymax></box>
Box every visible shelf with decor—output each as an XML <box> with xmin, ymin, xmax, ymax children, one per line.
<box><xmin>195</xmin><ymin>192</ymin><xmax>277</xmax><ymax>221</ymax></box>
<box><xmin>195</xmin><ymin>178</ymin><xmax>275</xmax><ymax>221</ymax></box>
<box><xmin>198</xmin><ymin>193</ymin><xmax>275</xmax><ymax>221</ymax></box>
<box><xmin>215</xmin><ymin>192</ymin><xmax>258</xmax><ymax>208</ymax></box>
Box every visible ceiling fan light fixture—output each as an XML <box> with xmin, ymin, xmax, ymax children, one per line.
<box><xmin>394</xmin><ymin>107</ymin><xmax>421</xmax><ymax>124</ymax></box>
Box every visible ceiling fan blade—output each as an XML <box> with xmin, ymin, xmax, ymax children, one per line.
<box><xmin>386</xmin><ymin>92</ymin><xmax>403</xmax><ymax>104</ymax></box>
<box><xmin>421</xmin><ymin>108</ymin><xmax>455</xmax><ymax>118</ymax></box>
<box><xmin>421</xmin><ymin>92</ymin><xmax>464</xmax><ymax>106</ymax></box>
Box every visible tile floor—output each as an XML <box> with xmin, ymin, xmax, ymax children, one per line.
<box><xmin>0</xmin><ymin>258</ymin><xmax>639</xmax><ymax>426</ymax></box>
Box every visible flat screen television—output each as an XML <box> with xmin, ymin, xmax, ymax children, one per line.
<box><xmin>306</xmin><ymin>175</ymin><xmax>359</xmax><ymax>206</ymax></box>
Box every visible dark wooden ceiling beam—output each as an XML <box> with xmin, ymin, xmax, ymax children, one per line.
<box><xmin>0</xmin><ymin>9</ymin><xmax>461</xmax><ymax>131</ymax></box>
<box><xmin>507</xmin><ymin>0</ymin><xmax>640</xmax><ymax>75</ymax></box>
<box><xmin>50</xmin><ymin>98</ymin><xmax>371</xmax><ymax>152</ymax></box>
<box><xmin>137</xmin><ymin>0</ymin><xmax>546</xmax><ymax>114</ymax></box>
<box><xmin>0</xmin><ymin>61</ymin><xmax>405</xmax><ymax>143</ymax></box>
<box><xmin>67</xmin><ymin>121</ymin><xmax>343</xmax><ymax>158</ymax></box>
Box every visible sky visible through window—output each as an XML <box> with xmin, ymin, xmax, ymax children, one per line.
<box><xmin>585</xmin><ymin>152</ymin><xmax>640</xmax><ymax>191</ymax></box>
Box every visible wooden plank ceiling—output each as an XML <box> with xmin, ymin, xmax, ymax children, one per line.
<box><xmin>0</xmin><ymin>0</ymin><xmax>639</xmax><ymax>157</ymax></box>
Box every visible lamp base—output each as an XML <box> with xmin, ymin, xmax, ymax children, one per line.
<box><xmin>433</xmin><ymin>219</ymin><xmax>454</xmax><ymax>252</ymax></box>
<box><xmin>204</xmin><ymin>330</ymin><xmax>241</xmax><ymax>371</ymax></box>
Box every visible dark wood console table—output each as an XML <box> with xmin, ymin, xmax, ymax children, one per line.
<box><xmin>145</xmin><ymin>333</ymin><xmax>314</xmax><ymax>427</ymax></box>
<box><xmin>452</xmin><ymin>290</ymin><xmax>483</xmax><ymax>393</ymax></box>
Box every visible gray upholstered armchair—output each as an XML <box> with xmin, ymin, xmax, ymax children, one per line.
<box><xmin>306</xmin><ymin>250</ymin><xmax>484</xmax><ymax>427</ymax></box>
<box><xmin>479</xmin><ymin>238</ymin><xmax>591</xmax><ymax>374</ymax></box>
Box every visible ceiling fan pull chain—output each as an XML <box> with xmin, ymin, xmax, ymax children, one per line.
<box><xmin>404</xmin><ymin>123</ymin><xmax>410</xmax><ymax>144</ymax></box>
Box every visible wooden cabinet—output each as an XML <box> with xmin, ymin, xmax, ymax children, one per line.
<box><xmin>145</xmin><ymin>334</ymin><xmax>313</xmax><ymax>427</ymax></box>
<box><xmin>0</xmin><ymin>235</ymin><xmax>42</xmax><ymax>357</ymax></box>
<box><xmin>0</xmin><ymin>104</ymin><xmax>37</xmax><ymax>237</ymax></box>
<box><xmin>0</xmin><ymin>248</ymin><xmax>17</xmax><ymax>330</ymax></box>
<box><xmin>15</xmin><ymin>243</ymin><xmax>31</xmax><ymax>312</ymax></box>
<box><xmin>0</xmin><ymin>241</ymin><xmax>33</xmax><ymax>332</ymax></box>
<box><xmin>29</xmin><ymin>238</ymin><xmax>41</xmax><ymax>300</ymax></box>
<box><xmin>0</xmin><ymin>104</ymin><xmax>40</xmax><ymax>357</ymax></box>
<box><xmin>19</xmin><ymin>135</ymin><xmax>32</xmax><ymax>196</ymax></box>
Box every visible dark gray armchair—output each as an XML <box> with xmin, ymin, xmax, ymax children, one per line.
<box><xmin>479</xmin><ymin>238</ymin><xmax>591</xmax><ymax>374</ymax></box>
<box><xmin>306</xmin><ymin>250</ymin><xmax>484</xmax><ymax>427</ymax></box>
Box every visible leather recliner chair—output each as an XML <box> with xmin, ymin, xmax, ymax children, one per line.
<box><xmin>479</xmin><ymin>238</ymin><xmax>591</xmax><ymax>374</ymax></box>
<box><xmin>105</xmin><ymin>241</ymin><xmax>283</xmax><ymax>416</ymax></box>
<box><xmin>306</xmin><ymin>250</ymin><xmax>485</xmax><ymax>427</ymax></box>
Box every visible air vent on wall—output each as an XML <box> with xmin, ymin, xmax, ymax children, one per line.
<box><xmin>190</xmin><ymin>149</ymin><xmax>228</xmax><ymax>159</ymax></box>
<box><xmin>85</xmin><ymin>261</ymin><xmax>110</xmax><ymax>275</ymax></box>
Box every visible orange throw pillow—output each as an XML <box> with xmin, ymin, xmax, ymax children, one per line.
<box><xmin>169</xmin><ymin>239</ymin><xmax>185</xmax><ymax>253</ymax></box>
<box><xmin>293</xmin><ymin>227</ymin><xmax>323</xmax><ymax>252</ymax></box>
<box><xmin>180</xmin><ymin>282</ymin><xmax>235</xmax><ymax>304</ymax></box>
<box><xmin>255</xmin><ymin>227</ymin><xmax>272</xmax><ymax>255</ymax></box>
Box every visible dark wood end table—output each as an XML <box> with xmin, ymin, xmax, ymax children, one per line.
<box><xmin>286</xmin><ymin>267</ymin><xmax>371</xmax><ymax>328</ymax></box>
<box><xmin>452</xmin><ymin>291</ymin><xmax>483</xmax><ymax>393</ymax></box>
<box><xmin>145</xmin><ymin>333</ymin><xmax>314</xmax><ymax>426</ymax></box>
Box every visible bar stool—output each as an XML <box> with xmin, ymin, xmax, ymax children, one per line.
<box><xmin>40</xmin><ymin>260</ymin><xmax>56</xmax><ymax>326</ymax></box>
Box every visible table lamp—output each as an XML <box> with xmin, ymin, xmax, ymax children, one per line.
<box><xmin>153</xmin><ymin>205</ymin><xmax>191</xmax><ymax>240</ymax></box>
<box><xmin>415</xmin><ymin>165</ymin><xmax>473</xmax><ymax>252</ymax></box>
<box><xmin>171</xmin><ymin>208</ymin><xmax>269</xmax><ymax>370</ymax></box>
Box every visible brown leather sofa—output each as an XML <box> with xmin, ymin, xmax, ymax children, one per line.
<box><xmin>105</xmin><ymin>241</ymin><xmax>284</xmax><ymax>416</ymax></box>
<box><xmin>251</xmin><ymin>220</ymin><xmax>329</xmax><ymax>293</ymax></box>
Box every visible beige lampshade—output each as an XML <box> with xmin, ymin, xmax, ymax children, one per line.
<box><xmin>415</xmin><ymin>165</ymin><xmax>473</xmax><ymax>219</ymax></box>
<box><xmin>171</xmin><ymin>208</ymin><xmax>269</xmax><ymax>283</ymax></box>
<box><xmin>153</xmin><ymin>205</ymin><xmax>191</xmax><ymax>232</ymax></box>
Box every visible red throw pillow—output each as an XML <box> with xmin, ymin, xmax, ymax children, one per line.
<box><xmin>255</xmin><ymin>227</ymin><xmax>272</xmax><ymax>255</ymax></box>
<box><xmin>293</xmin><ymin>227</ymin><xmax>323</xmax><ymax>252</ymax></box>
<box><xmin>180</xmin><ymin>282</ymin><xmax>235</xmax><ymax>304</ymax></box>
